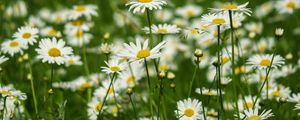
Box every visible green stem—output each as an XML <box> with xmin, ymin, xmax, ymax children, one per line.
<box><xmin>217</xmin><ymin>25</ymin><xmax>224</xmax><ymax>113</ymax></box>
<box><xmin>29</xmin><ymin>63</ymin><xmax>38</xmax><ymax>116</ymax></box>
<box><xmin>146</xmin><ymin>8</ymin><xmax>153</xmax><ymax>48</ymax></box>
<box><xmin>197</xmin><ymin>64</ymin><xmax>207</xmax><ymax>120</ymax></box>
<box><xmin>188</xmin><ymin>65</ymin><xmax>198</xmax><ymax>97</ymax></box>
<box><xmin>157</xmin><ymin>77</ymin><xmax>164</xmax><ymax>120</ymax></box>
<box><xmin>98</xmin><ymin>73</ymin><xmax>117</xmax><ymax>119</ymax></box>
<box><xmin>228</xmin><ymin>10</ymin><xmax>240</xmax><ymax>120</ymax></box>
<box><xmin>129</xmin><ymin>94</ymin><xmax>138</xmax><ymax>120</ymax></box>
<box><xmin>144</xmin><ymin>59</ymin><xmax>154</xmax><ymax>120</ymax></box>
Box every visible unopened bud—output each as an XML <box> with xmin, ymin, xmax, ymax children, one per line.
<box><xmin>48</xmin><ymin>89</ymin><xmax>54</xmax><ymax>94</ymax></box>
<box><xmin>275</xmin><ymin>28</ymin><xmax>284</xmax><ymax>38</ymax></box>
<box><xmin>194</xmin><ymin>49</ymin><xmax>203</xmax><ymax>58</ymax></box>
<box><xmin>159</xmin><ymin>71</ymin><xmax>166</xmax><ymax>78</ymax></box>
<box><xmin>126</xmin><ymin>88</ymin><xmax>133</xmax><ymax>95</ymax></box>
<box><xmin>167</xmin><ymin>72</ymin><xmax>175</xmax><ymax>80</ymax></box>
<box><xmin>170</xmin><ymin>83</ymin><xmax>176</xmax><ymax>88</ymax></box>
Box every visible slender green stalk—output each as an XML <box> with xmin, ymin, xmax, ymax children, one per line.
<box><xmin>196</xmin><ymin>64</ymin><xmax>207</xmax><ymax>120</ymax></box>
<box><xmin>157</xmin><ymin>77</ymin><xmax>164</xmax><ymax>120</ymax></box>
<box><xmin>146</xmin><ymin>8</ymin><xmax>154</xmax><ymax>48</ymax></box>
<box><xmin>82</xmin><ymin>35</ymin><xmax>91</xmax><ymax>101</ymax></box>
<box><xmin>29</xmin><ymin>63</ymin><xmax>38</xmax><ymax>116</ymax></box>
<box><xmin>143</xmin><ymin>58</ymin><xmax>154</xmax><ymax>120</ymax></box>
<box><xmin>129</xmin><ymin>94</ymin><xmax>138</xmax><ymax>120</ymax></box>
<box><xmin>228</xmin><ymin>10</ymin><xmax>240</xmax><ymax>119</ymax></box>
<box><xmin>253</xmin><ymin>49</ymin><xmax>277</xmax><ymax>108</ymax></box>
<box><xmin>50</xmin><ymin>64</ymin><xmax>54</xmax><ymax>89</ymax></box>
<box><xmin>98</xmin><ymin>73</ymin><xmax>117</xmax><ymax>119</ymax></box>
<box><xmin>2</xmin><ymin>97</ymin><xmax>7</xmax><ymax>120</ymax></box>
<box><xmin>217</xmin><ymin>25</ymin><xmax>224</xmax><ymax>113</ymax></box>
<box><xmin>188</xmin><ymin>65</ymin><xmax>198</xmax><ymax>97</ymax></box>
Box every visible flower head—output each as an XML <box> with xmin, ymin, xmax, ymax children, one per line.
<box><xmin>176</xmin><ymin>98</ymin><xmax>203</xmax><ymax>120</ymax></box>
<box><xmin>126</xmin><ymin>0</ymin><xmax>167</xmax><ymax>14</ymax></box>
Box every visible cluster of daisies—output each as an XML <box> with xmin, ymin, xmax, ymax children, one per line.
<box><xmin>1</xmin><ymin>0</ymin><xmax>300</xmax><ymax>119</ymax></box>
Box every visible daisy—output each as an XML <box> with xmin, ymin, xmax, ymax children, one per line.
<box><xmin>118</xmin><ymin>38</ymin><xmax>167</xmax><ymax>62</ymax></box>
<box><xmin>0</xmin><ymin>56</ymin><xmax>9</xmax><ymax>65</ymax></box>
<box><xmin>143</xmin><ymin>24</ymin><xmax>180</xmax><ymax>34</ymax></box>
<box><xmin>175</xmin><ymin>98</ymin><xmax>203</xmax><ymax>120</ymax></box>
<box><xmin>247</xmin><ymin>54</ymin><xmax>285</xmax><ymax>69</ymax></box>
<box><xmin>69</xmin><ymin>4</ymin><xmax>98</xmax><ymax>20</ymax></box>
<box><xmin>276</xmin><ymin>0</ymin><xmax>300</xmax><ymax>14</ymax></box>
<box><xmin>101</xmin><ymin>59</ymin><xmax>126</xmax><ymax>74</ymax></box>
<box><xmin>195</xmin><ymin>87</ymin><xmax>224</xmax><ymax>96</ymax></box>
<box><xmin>239</xmin><ymin>108</ymin><xmax>273</xmax><ymax>120</ymax></box>
<box><xmin>263</xmin><ymin>85</ymin><xmax>291</xmax><ymax>100</ymax></box>
<box><xmin>1</xmin><ymin>39</ymin><xmax>27</xmax><ymax>56</ymax></box>
<box><xmin>13</xmin><ymin>26</ymin><xmax>39</xmax><ymax>45</ymax></box>
<box><xmin>65</xmin><ymin>55</ymin><xmax>82</xmax><ymax>66</ymax></box>
<box><xmin>238</xmin><ymin>96</ymin><xmax>260</xmax><ymax>111</ymax></box>
<box><xmin>35</xmin><ymin>37</ymin><xmax>73</xmax><ymax>65</ymax></box>
<box><xmin>40</xmin><ymin>27</ymin><xmax>62</xmax><ymax>37</ymax></box>
<box><xmin>126</xmin><ymin>0</ymin><xmax>167</xmax><ymax>14</ymax></box>
<box><xmin>209</xmin><ymin>2</ymin><xmax>252</xmax><ymax>16</ymax></box>
<box><xmin>154</xmin><ymin>9</ymin><xmax>172</xmax><ymax>22</ymax></box>
<box><xmin>176</xmin><ymin>4</ymin><xmax>202</xmax><ymax>19</ymax></box>
<box><xmin>87</xmin><ymin>98</ymin><xmax>104</xmax><ymax>120</ymax></box>
<box><xmin>201</xmin><ymin>13</ymin><xmax>230</xmax><ymax>27</ymax></box>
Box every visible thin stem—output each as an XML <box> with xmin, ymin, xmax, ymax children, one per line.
<box><xmin>146</xmin><ymin>8</ymin><xmax>153</xmax><ymax>48</ymax></box>
<box><xmin>29</xmin><ymin>63</ymin><xmax>38</xmax><ymax>116</ymax></box>
<box><xmin>157</xmin><ymin>78</ymin><xmax>164</xmax><ymax>120</ymax></box>
<box><xmin>2</xmin><ymin>97</ymin><xmax>7</xmax><ymax>120</ymax></box>
<box><xmin>228</xmin><ymin>10</ymin><xmax>240</xmax><ymax>120</ymax></box>
<box><xmin>188</xmin><ymin>65</ymin><xmax>198</xmax><ymax>97</ymax></box>
<box><xmin>217</xmin><ymin>25</ymin><xmax>224</xmax><ymax>113</ymax></box>
<box><xmin>82</xmin><ymin>37</ymin><xmax>91</xmax><ymax>101</ymax></box>
<box><xmin>50</xmin><ymin>64</ymin><xmax>54</xmax><ymax>89</ymax></box>
<box><xmin>129</xmin><ymin>94</ymin><xmax>138</xmax><ymax>120</ymax></box>
<box><xmin>253</xmin><ymin>49</ymin><xmax>277</xmax><ymax>108</ymax></box>
<box><xmin>144</xmin><ymin>58</ymin><xmax>154</xmax><ymax>120</ymax></box>
<box><xmin>197</xmin><ymin>64</ymin><xmax>207</xmax><ymax>120</ymax></box>
<box><xmin>98</xmin><ymin>73</ymin><xmax>117</xmax><ymax>119</ymax></box>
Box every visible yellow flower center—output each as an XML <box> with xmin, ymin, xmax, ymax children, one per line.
<box><xmin>48</xmin><ymin>29</ymin><xmax>58</xmax><ymax>36</ymax></box>
<box><xmin>260</xmin><ymin>59</ymin><xmax>271</xmax><ymax>67</ymax></box>
<box><xmin>55</xmin><ymin>16</ymin><xmax>62</xmax><ymax>22</ymax></box>
<box><xmin>207</xmin><ymin>91</ymin><xmax>215</xmax><ymax>96</ymax></box>
<box><xmin>287</xmin><ymin>2</ymin><xmax>296</xmax><ymax>9</ymax></box>
<box><xmin>243</xmin><ymin>102</ymin><xmax>253</xmax><ymax>109</ymax></box>
<box><xmin>186</xmin><ymin>10</ymin><xmax>195</xmax><ymax>17</ymax></box>
<box><xmin>127</xmin><ymin>75</ymin><xmax>136</xmax><ymax>85</ymax></box>
<box><xmin>136</xmin><ymin>49</ymin><xmax>150</xmax><ymax>59</ymax></box>
<box><xmin>75</xmin><ymin>31</ymin><xmax>84</xmax><ymax>38</ymax></box>
<box><xmin>110</xmin><ymin>106</ymin><xmax>118</xmax><ymax>113</ymax></box>
<box><xmin>48</xmin><ymin>48</ymin><xmax>61</xmax><ymax>57</ymax></box>
<box><xmin>72</xmin><ymin>20</ymin><xmax>83</xmax><ymax>26</ymax></box>
<box><xmin>68</xmin><ymin>59</ymin><xmax>75</xmax><ymax>65</ymax></box>
<box><xmin>95</xmin><ymin>102</ymin><xmax>103</xmax><ymax>112</ymax></box>
<box><xmin>260</xmin><ymin>75</ymin><xmax>270</xmax><ymax>81</ymax></box>
<box><xmin>221</xmin><ymin>56</ymin><xmax>230</xmax><ymax>65</ymax></box>
<box><xmin>138</xmin><ymin>0</ymin><xmax>153</xmax><ymax>3</ymax></box>
<box><xmin>110</xmin><ymin>66</ymin><xmax>121</xmax><ymax>72</ymax></box>
<box><xmin>222</xmin><ymin>4</ymin><xmax>238</xmax><ymax>10</ymax></box>
<box><xmin>80</xmin><ymin>82</ymin><xmax>91</xmax><ymax>90</ymax></box>
<box><xmin>159</xmin><ymin>64</ymin><xmax>169</xmax><ymax>71</ymax></box>
<box><xmin>157</xmin><ymin>28</ymin><xmax>168</xmax><ymax>34</ymax></box>
<box><xmin>212</xmin><ymin>18</ymin><xmax>225</xmax><ymax>25</ymax></box>
<box><xmin>76</xmin><ymin>5</ymin><xmax>86</xmax><ymax>12</ymax></box>
<box><xmin>191</xmin><ymin>28</ymin><xmax>198</xmax><ymax>35</ymax></box>
<box><xmin>0</xmin><ymin>90</ymin><xmax>11</xmax><ymax>95</ymax></box>
<box><xmin>108</xmin><ymin>87</ymin><xmax>114</xmax><ymax>94</ymax></box>
<box><xmin>184</xmin><ymin>108</ymin><xmax>194</xmax><ymax>117</ymax></box>
<box><xmin>207</xmin><ymin>111</ymin><xmax>218</xmax><ymax>117</ymax></box>
<box><xmin>271</xmin><ymin>91</ymin><xmax>280</xmax><ymax>96</ymax></box>
<box><xmin>249</xmin><ymin>115</ymin><xmax>260</xmax><ymax>120</ymax></box>
<box><xmin>235</xmin><ymin>67</ymin><xmax>246</xmax><ymax>74</ymax></box>
<box><xmin>22</xmin><ymin>33</ymin><xmax>32</xmax><ymax>39</ymax></box>
<box><xmin>9</xmin><ymin>41</ymin><xmax>19</xmax><ymax>47</ymax></box>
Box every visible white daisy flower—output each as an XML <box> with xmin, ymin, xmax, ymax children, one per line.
<box><xmin>101</xmin><ymin>59</ymin><xmax>126</xmax><ymax>74</ymax></box>
<box><xmin>263</xmin><ymin>85</ymin><xmax>291</xmax><ymax>100</ymax></box>
<box><xmin>209</xmin><ymin>2</ymin><xmax>252</xmax><ymax>16</ymax></box>
<box><xmin>176</xmin><ymin>4</ymin><xmax>202</xmax><ymax>19</ymax></box>
<box><xmin>195</xmin><ymin>87</ymin><xmax>224</xmax><ymax>96</ymax></box>
<box><xmin>87</xmin><ymin>98</ymin><xmax>104</xmax><ymax>120</ymax></box>
<box><xmin>201</xmin><ymin>13</ymin><xmax>230</xmax><ymax>28</ymax></box>
<box><xmin>40</xmin><ymin>27</ymin><xmax>62</xmax><ymax>37</ymax></box>
<box><xmin>275</xmin><ymin>0</ymin><xmax>300</xmax><ymax>14</ymax></box>
<box><xmin>238</xmin><ymin>96</ymin><xmax>260</xmax><ymax>111</ymax></box>
<box><xmin>247</xmin><ymin>54</ymin><xmax>285</xmax><ymax>69</ymax></box>
<box><xmin>65</xmin><ymin>55</ymin><xmax>82</xmax><ymax>67</ymax></box>
<box><xmin>1</xmin><ymin>39</ymin><xmax>27</xmax><ymax>56</ymax></box>
<box><xmin>176</xmin><ymin>98</ymin><xmax>203</xmax><ymax>120</ymax></box>
<box><xmin>118</xmin><ymin>38</ymin><xmax>167</xmax><ymax>62</ymax></box>
<box><xmin>0</xmin><ymin>56</ymin><xmax>9</xmax><ymax>65</ymax></box>
<box><xmin>245</xmin><ymin>22</ymin><xmax>263</xmax><ymax>38</ymax></box>
<box><xmin>35</xmin><ymin>37</ymin><xmax>73</xmax><ymax>65</ymax></box>
<box><xmin>69</xmin><ymin>4</ymin><xmax>98</xmax><ymax>20</ymax></box>
<box><xmin>126</xmin><ymin>0</ymin><xmax>167</xmax><ymax>14</ymax></box>
<box><xmin>143</xmin><ymin>24</ymin><xmax>180</xmax><ymax>34</ymax></box>
<box><xmin>66</xmin><ymin>30</ymin><xmax>93</xmax><ymax>47</ymax></box>
<box><xmin>239</xmin><ymin>108</ymin><xmax>273</xmax><ymax>120</ymax></box>
<box><xmin>13</xmin><ymin>26</ymin><xmax>39</xmax><ymax>45</ymax></box>
<box><xmin>154</xmin><ymin>9</ymin><xmax>172</xmax><ymax>22</ymax></box>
